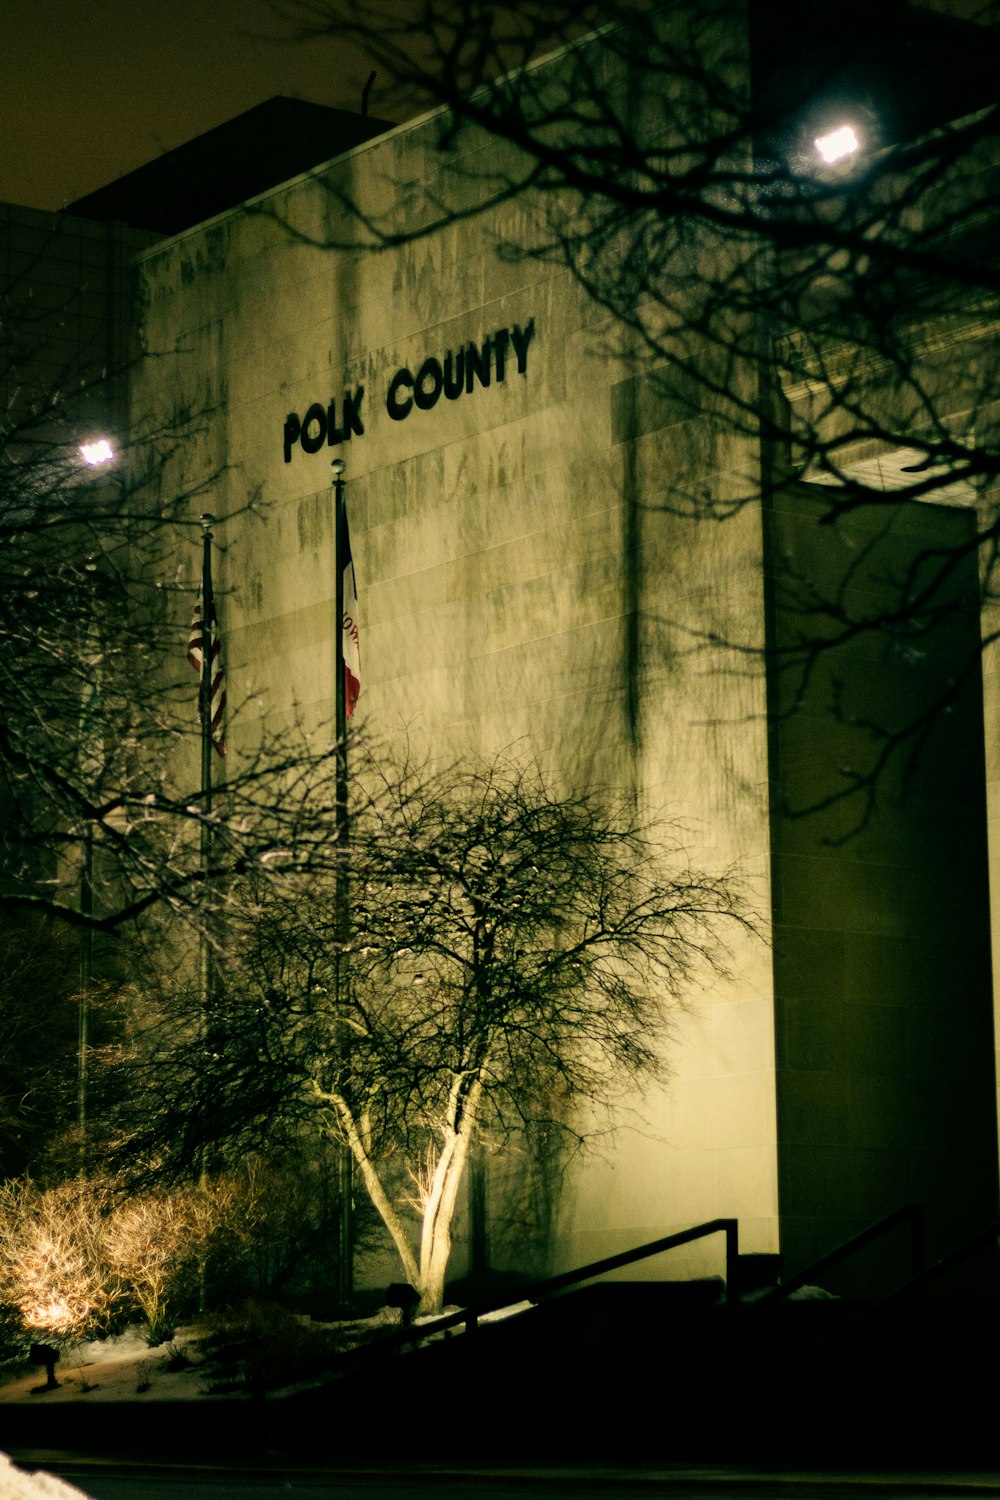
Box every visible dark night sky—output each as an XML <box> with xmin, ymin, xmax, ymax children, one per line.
<box><xmin>2</xmin><ymin>0</ymin><xmax>988</xmax><ymax>215</ymax></box>
<box><xmin>1</xmin><ymin>0</ymin><xmax>382</xmax><ymax>212</ymax></box>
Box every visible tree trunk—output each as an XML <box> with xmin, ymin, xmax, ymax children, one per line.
<box><xmin>327</xmin><ymin>1092</ymin><xmax>420</xmax><ymax>1289</ymax></box>
<box><xmin>417</xmin><ymin>1079</ymin><xmax>482</xmax><ymax>1313</ymax></box>
<box><xmin>321</xmin><ymin>1080</ymin><xmax>482</xmax><ymax>1313</ymax></box>
<box><xmin>419</xmin><ymin>1214</ymin><xmax>454</xmax><ymax>1316</ymax></box>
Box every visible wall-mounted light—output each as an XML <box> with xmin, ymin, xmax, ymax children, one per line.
<box><xmin>814</xmin><ymin>125</ymin><xmax>860</xmax><ymax>164</ymax></box>
<box><xmin>79</xmin><ymin>439</ymin><xmax>114</xmax><ymax>465</ymax></box>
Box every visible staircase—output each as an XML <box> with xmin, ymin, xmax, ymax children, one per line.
<box><xmin>275</xmin><ymin>1204</ymin><xmax>1000</xmax><ymax>1464</ymax></box>
<box><xmin>4</xmin><ymin>1208</ymin><xmax>999</xmax><ymax>1465</ymax></box>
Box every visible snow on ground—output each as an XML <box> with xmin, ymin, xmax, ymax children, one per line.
<box><xmin>0</xmin><ymin>1324</ymin><xmax>213</xmax><ymax>1404</ymax></box>
<box><xmin>0</xmin><ymin>1452</ymin><xmax>93</xmax><ymax>1500</ymax></box>
<box><xmin>0</xmin><ymin>1297</ymin><xmax>538</xmax><ymax>1408</ymax></box>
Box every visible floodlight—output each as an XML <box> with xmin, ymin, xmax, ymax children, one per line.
<box><xmin>814</xmin><ymin>125</ymin><xmax>860</xmax><ymax>164</ymax></box>
<box><xmin>80</xmin><ymin>439</ymin><xmax>114</xmax><ymax>465</ymax></box>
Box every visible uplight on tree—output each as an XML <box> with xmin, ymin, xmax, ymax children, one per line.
<box><xmin>814</xmin><ymin>124</ymin><xmax>860</xmax><ymax>163</ymax></box>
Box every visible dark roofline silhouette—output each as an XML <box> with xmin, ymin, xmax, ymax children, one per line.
<box><xmin>65</xmin><ymin>96</ymin><xmax>394</xmax><ymax>237</ymax></box>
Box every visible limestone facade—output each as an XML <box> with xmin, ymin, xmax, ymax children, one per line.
<box><xmin>125</xmin><ymin>26</ymin><xmax>1000</xmax><ymax>1290</ymax></box>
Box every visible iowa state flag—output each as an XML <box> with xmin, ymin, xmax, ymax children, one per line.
<box><xmin>341</xmin><ymin>503</ymin><xmax>361</xmax><ymax>717</ymax></box>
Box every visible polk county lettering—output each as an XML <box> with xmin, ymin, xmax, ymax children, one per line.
<box><xmin>385</xmin><ymin>321</ymin><xmax>535</xmax><ymax>421</ymax></box>
<box><xmin>282</xmin><ymin>320</ymin><xmax>536</xmax><ymax>461</ymax></box>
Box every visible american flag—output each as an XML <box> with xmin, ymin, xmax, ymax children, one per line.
<box><xmin>188</xmin><ymin>585</ymin><xmax>226</xmax><ymax>757</ymax></box>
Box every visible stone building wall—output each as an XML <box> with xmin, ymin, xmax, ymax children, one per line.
<box><xmin>132</xmin><ymin>54</ymin><xmax>781</xmax><ymax>1282</ymax></box>
<box><xmin>128</xmin><ymin>20</ymin><xmax>1000</xmax><ymax>1294</ymax></box>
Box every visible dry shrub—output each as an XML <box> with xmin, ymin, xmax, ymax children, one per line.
<box><xmin>0</xmin><ymin>1176</ymin><xmax>217</xmax><ymax>1344</ymax></box>
<box><xmin>103</xmin><ymin>1185</ymin><xmax>212</xmax><ymax>1343</ymax></box>
<box><xmin>0</xmin><ymin>1178</ymin><xmax>117</xmax><ymax>1341</ymax></box>
<box><xmin>198</xmin><ymin>1299</ymin><xmax>346</xmax><ymax>1392</ymax></box>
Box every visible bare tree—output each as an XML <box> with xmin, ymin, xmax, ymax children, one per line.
<box><xmin>0</xmin><ymin>921</ymin><xmax>86</xmax><ymax>1176</ymax></box>
<box><xmin>270</xmin><ymin>0</ymin><xmax>1000</xmax><ymax>821</ymax></box>
<box><xmin>0</xmin><ymin>260</ymin><xmax>373</xmax><ymax>945</ymax></box>
<box><xmin>204</xmin><ymin>1148</ymin><xmax>363</xmax><ymax>1302</ymax></box>
<box><xmin>111</xmin><ymin>754</ymin><xmax>752</xmax><ymax>1312</ymax></box>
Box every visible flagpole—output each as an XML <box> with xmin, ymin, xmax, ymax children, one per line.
<box><xmin>197</xmin><ymin>515</ymin><xmax>215</xmax><ymax>1315</ymax></box>
<box><xmin>77</xmin><ymin>564</ymin><xmax>96</xmax><ymax>1172</ymax></box>
<box><xmin>78</xmin><ymin>824</ymin><xmax>92</xmax><ymax>1170</ymax></box>
<box><xmin>332</xmin><ymin>459</ymin><xmax>354</xmax><ymax>1309</ymax></box>
<box><xmin>199</xmin><ymin>516</ymin><xmax>215</xmax><ymax>855</ymax></box>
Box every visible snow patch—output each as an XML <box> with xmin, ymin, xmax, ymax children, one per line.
<box><xmin>0</xmin><ymin>1453</ymin><xmax>93</xmax><ymax>1500</ymax></box>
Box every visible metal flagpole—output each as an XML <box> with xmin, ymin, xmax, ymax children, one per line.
<box><xmin>332</xmin><ymin>458</ymin><xmax>354</xmax><ymax>1309</ymax></box>
<box><xmin>77</xmin><ymin>557</ymin><xmax>100</xmax><ymax>1172</ymax></box>
<box><xmin>198</xmin><ymin>514</ymin><xmax>216</xmax><ymax>1022</ymax></box>
<box><xmin>78</xmin><ymin>826</ymin><xmax>92</xmax><ymax>1170</ymax></box>
<box><xmin>196</xmin><ymin>515</ymin><xmax>215</xmax><ymax>1314</ymax></box>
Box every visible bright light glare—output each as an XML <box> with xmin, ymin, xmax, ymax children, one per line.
<box><xmin>814</xmin><ymin>125</ymin><xmax>860</xmax><ymax>164</ymax></box>
<box><xmin>24</xmin><ymin>1296</ymin><xmax>76</xmax><ymax>1333</ymax></box>
<box><xmin>80</xmin><ymin>439</ymin><xmax>115</xmax><ymax>465</ymax></box>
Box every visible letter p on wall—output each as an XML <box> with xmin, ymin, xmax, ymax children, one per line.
<box><xmin>283</xmin><ymin>412</ymin><xmax>301</xmax><ymax>463</ymax></box>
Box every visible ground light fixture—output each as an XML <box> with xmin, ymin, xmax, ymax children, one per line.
<box><xmin>79</xmin><ymin>438</ymin><xmax>114</xmax><ymax>465</ymax></box>
<box><xmin>814</xmin><ymin>124</ymin><xmax>860</xmax><ymax>164</ymax></box>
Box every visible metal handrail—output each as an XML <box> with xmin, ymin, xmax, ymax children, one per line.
<box><xmin>503</xmin><ymin>1216</ymin><xmax>741</xmax><ymax>1313</ymax></box>
<box><xmin>332</xmin><ymin>1207</ymin><xmax>925</xmax><ymax>1379</ymax></box>
<box><xmin>647</xmin><ymin>1204</ymin><xmax>925</xmax><ymax>1376</ymax></box>
<box><xmin>745</xmin><ymin>1202</ymin><xmax>924</xmax><ymax>1315</ymax></box>
<box><xmin>342</xmin><ymin>1216</ymin><xmax>740</xmax><ymax>1365</ymax></box>
<box><xmin>773</xmin><ymin>1211</ymin><xmax>999</xmax><ymax>1377</ymax></box>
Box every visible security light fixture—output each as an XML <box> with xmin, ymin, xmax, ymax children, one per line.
<box><xmin>814</xmin><ymin>124</ymin><xmax>860</xmax><ymax>164</ymax></box>
<box><xmin>79</xmin><ymin>439</ymin><xmax>114</xmax><ymax>465</ymax></box>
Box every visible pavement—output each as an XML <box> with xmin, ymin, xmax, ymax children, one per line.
<box><xmin>10</xmin><ymin>1459</ymin><xmax>1000</xmax><ymax>1494</ymax></box>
